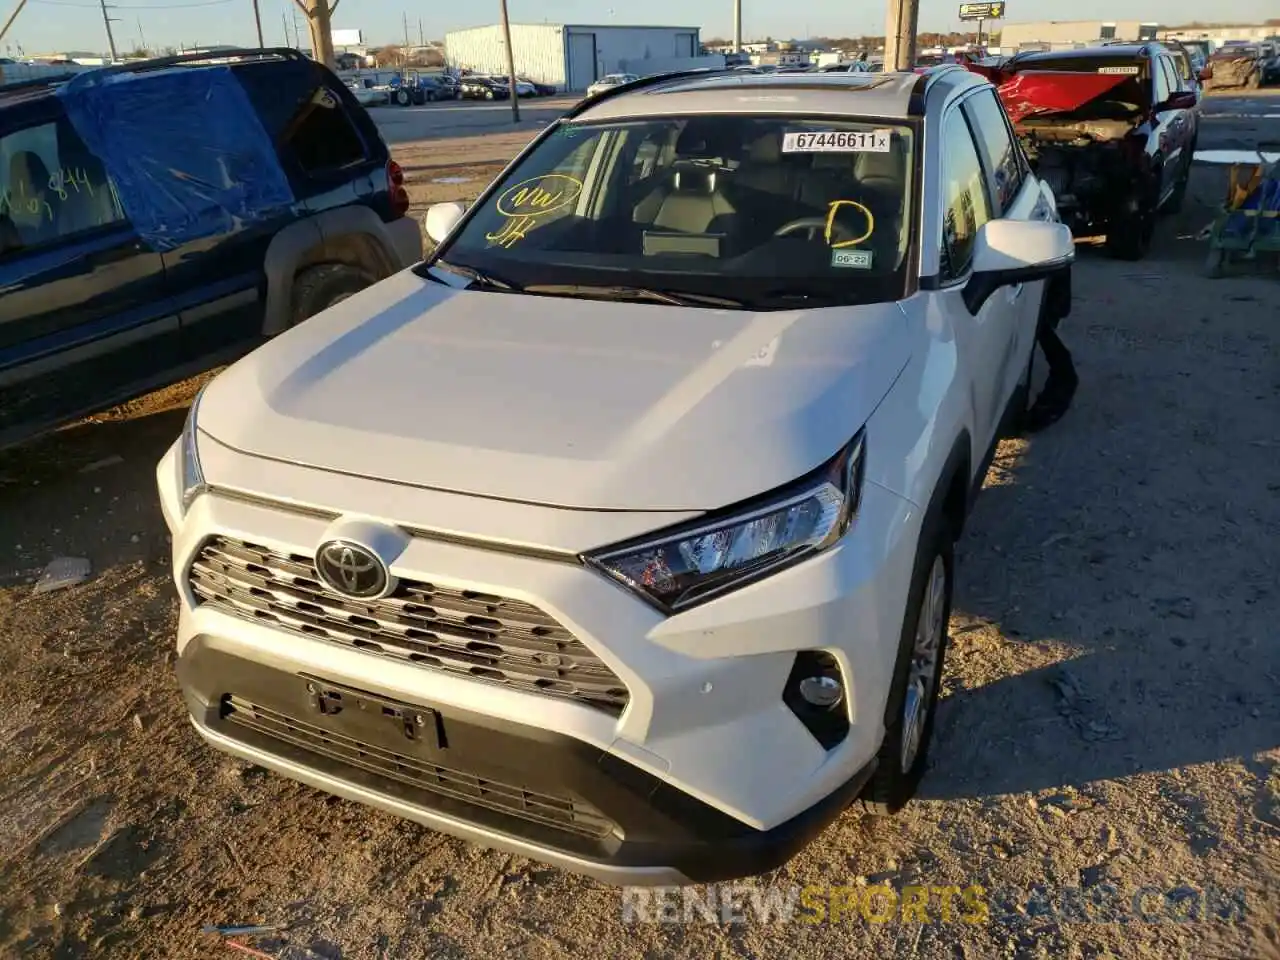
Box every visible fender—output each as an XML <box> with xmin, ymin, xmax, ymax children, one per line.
<box><xmin>261</xmin><ymin>206</ymin><xmax>404</xmax><ymax>336</ymax></box>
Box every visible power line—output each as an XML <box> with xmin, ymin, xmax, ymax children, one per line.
<box><xmin>31</xmin><ymin>0</ymin><xmax>233</xmax><ymax>8</ymax></box>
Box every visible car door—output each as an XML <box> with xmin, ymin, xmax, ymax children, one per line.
<box><xmin>0</xmin><ymin>103</ymin><xmax>175</xmax><ymax>448</ymax></box>
<box><xmin>961</xmin><ymin>88</ymin><xmax>1045</xmax><ymax>413</ymax></box>
<box><xmin>932</xmin><ymin>101</ymin><xmax>1018</xmax><ymax>455</ymax></box>
<box><xmin>1151</xmin><ymin>57</ymin><xmax>1183</xmax><ymax>203</ymax></box>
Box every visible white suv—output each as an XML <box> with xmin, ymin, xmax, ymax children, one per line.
<box><xmin>158</xmin><ymin>67</ymin><xmax>1073</xmax><ymax>885</ymax></box>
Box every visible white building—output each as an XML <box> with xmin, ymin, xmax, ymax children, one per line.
<box><xmin>999</xmin><ymin>20</ymin><xmax>1160</xmax><ymax>50</ymax></box>
<box><xmin>445</xmin><ymin>22</ymin><xmax>706</xmax><ymax>91</ymax></box>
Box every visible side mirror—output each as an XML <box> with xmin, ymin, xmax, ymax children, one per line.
<box><xmin>423</xmin><ymin>201</ymin><xmax>467</xmax><ymax>245</ymax></box>
<box><xmin>963</xmin><ymin>220</ymin><xmax>1074</xmax><ymax>315</ymax></box>
<box><xmin>1160</xmin><ymin>91</ymin><xmax>1198</xmax><ymax>111</ymax></box>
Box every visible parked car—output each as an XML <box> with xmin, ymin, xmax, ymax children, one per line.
<box><xmin>389</xmin><ymin>71</ymin><xmax>457</xmax><ymax>105</ymax></box>
<box><xmin>585</xmin><ymin>73</ymin><xmax>639</xmax><ymax>98</ymax></box>
<box><xmin>1205</xmin><ymin>43</ymin><xmax>1264</xmax><ymax>90</ymax></box>
<box><xmin>519</xmin><ymin>77</ymin><xmax>558</xmax><ymax>96</ymax></box>
<box><xmin>460</xmin><ymin>75</ymin><xmax>509</xmax><ymax>100</ymax></box>
<box><xmin>159</xmin><ymin>67</ymin><xmax>1074</xmax><ymax>885</ymax></box>
<box><xmin>345</xmin><ymin>77</ymin><xmax>387</xmax><ymax>107</ymax></box>
<box><xmin>0</xmin><ymin>48</ymin><xmax>422</xmax><ymax>451</ymax></box>
<box><xmin>970</xmin><ymin>43</ymin><xmax>1199</xmax><ymax>259</ymax></box>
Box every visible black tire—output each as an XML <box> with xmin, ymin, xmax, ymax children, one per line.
<box><xmin>856</xmin><ymin>510</ymin><xmax>954</xmax><ymax>816</ymax></box>
<box><xmin>485</xmin><ymin>89</ymin><xmax>494</xmax><ymax>100</ymax></box>
<box><xmin>290</xmin><ymin>264</ymin><xmax>375</xmax><ymax>327</ymax></box>
<box><xmin>1105</xmin><ymin>182</ymin><xmax>1156</xmax><ymax>260</ymax></box>
<box><xmin>394</xmin><ymin>88</ymin><xmax>411</xmax><ymax>106</ymax></box>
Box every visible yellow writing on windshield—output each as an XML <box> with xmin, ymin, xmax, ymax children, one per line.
<box><xmin>825</xmin><ymin>199</ymin><xmax>875</xmax><ymax>248</ymax></box>
<box><xmin>487</xmin><ymin>173</ymin><xmax>584</xmax><ymax>248</ymax></box>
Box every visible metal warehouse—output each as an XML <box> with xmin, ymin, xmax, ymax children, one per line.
<box><xmin>445</xmin><ymin>23</ymin><xmax>703</xmax><ymax>92</ymax></box>
<box><xmin>999</xmin><ymin>20</ymin><xmax>1160</xmax><ymax>50</ymax></box>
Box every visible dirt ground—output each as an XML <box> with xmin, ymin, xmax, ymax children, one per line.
<box><xmin>0</xmin><ymin>91</ymin><xmax>1278</xmax><ymax>960</ymax></box>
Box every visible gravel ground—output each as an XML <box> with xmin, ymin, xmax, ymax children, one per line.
<box><xmin>0</xmin><ymin>92</ymin><xmax>1277</xmax><ymax>960</ymax></box>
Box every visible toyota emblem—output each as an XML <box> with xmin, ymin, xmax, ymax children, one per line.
<box><xmin>315</xmin><ymin>540</ymin><xmax>389</xmax><ymax>599</ymax></box>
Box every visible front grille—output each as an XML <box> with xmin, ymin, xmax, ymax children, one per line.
<box><xmin>223</xmin><ymin>695</ymin><xmax>617</xmax><ymax>839</ymax></box>
<box><xmin>189</xmin><ymin>536</ymin><xmax>629</xmax><ymax>714</ymax></box>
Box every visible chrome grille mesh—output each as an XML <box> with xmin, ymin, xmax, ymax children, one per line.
<box><xmin>189</xmin><ymin>536</ymin><xmax>629</xmax><ymax>714</ymax></box>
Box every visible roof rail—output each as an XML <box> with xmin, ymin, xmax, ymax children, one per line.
<box><xmin>88</xmin><ymin>47</ymin><xmax>307</xmax><ymax>79</ymax></box>
<box><xmin>562</xmin><ymin>67</ymin><xmax>735</xmax><ymax>120</ymax></box>
<box><xmin>0</xmin><ymin>72</ymin><xmax>78</xmax><ymax>96</ymax></box>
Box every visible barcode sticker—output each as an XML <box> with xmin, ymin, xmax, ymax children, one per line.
<box><xmin>1097</xmin><ymin>66</ymin><xmax>1141</xmax><ymax>75</ymax></box>
<box><xmin>782</xmin><ymin>130</ymin><xmax>892</xmax><ymax>153</ymax></box>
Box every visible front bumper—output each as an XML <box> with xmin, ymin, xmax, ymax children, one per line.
<box><xmin>179</xmin><ymin>639</ymin><xmax>875</xmax><ymax>885</ymax></box>
<box><xmin>158</xmin><ymin>434</ymin><xmax>919</xmax><ymax>883</ymax></box>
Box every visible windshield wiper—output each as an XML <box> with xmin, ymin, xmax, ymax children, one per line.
<box><xmin>432</xmin><ymin>260</ymin><xmax>522</xmax><ymax>292</ymax></box>
<box><xmin>522</xmin><ymin>284</ymin><xmax>744</xmax><ymax>309</ymax></box>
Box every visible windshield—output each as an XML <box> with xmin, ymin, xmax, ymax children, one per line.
<box><xmin>430</xmin><ymin>115</ymin><xmax>916</xmax><ymax>310</ymax></box>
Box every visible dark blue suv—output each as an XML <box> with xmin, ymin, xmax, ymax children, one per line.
<box><xmin>0</xmin><ymin>49</ymin><xmax>422</xmax><ymax>450</ymax></box>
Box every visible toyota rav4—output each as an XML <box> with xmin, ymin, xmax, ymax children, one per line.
<box><xmin>158</xmin><ymin>67</ymin><xmax>1073</xmax><ymax>885</ymax></box>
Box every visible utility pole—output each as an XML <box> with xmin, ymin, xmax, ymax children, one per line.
<box><xmin>98</xmin><ymin>0</ymin><xmax>119</xmax><ymax>61</ymax></box>
<box><xmin>732</xmin><ymin>0</ymin><xmax>741</xmax><ymax>53</ymax></box>
<box><xmin>884</xmin><ymin>0</ymin><xmax>919</xmax><ymax>71</ymax></box>
<box><xmin>418</xmin><ymin>17</ymin><xmax>423</xmax><ymax>48</ymax></box>
<box><xmin>136</xmin><ymin>15</ymin><xmax>146</xmax><ymax>52</ymax></box>
<box><xmin>0</xmin><ymin>0</ymin><xmax>29</xmax><ymax>47</ymax></box>
<box><xmin>498</xmin><ymin>0</ymin><xmax>520</xmax><ymax>122</ymax></box>
<box><xmin>250</xmin><ymin>0</ymin><xmax>263</xmax><ymax>47</ymax></box>
<box><xmin>402</xmin><ymin>11</ymin><xmax>409</xmax><ymax>63</ymax></box>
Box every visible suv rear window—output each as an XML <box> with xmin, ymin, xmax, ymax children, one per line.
<box><xmin>0</xmin><ymin>117</ymin><xmax>123</xmax><ymax>257</ymax></box>
<box><xmin>236</xmin><ymin>62</ymin><xmax>371</xmax><ymax>175</ymax></box>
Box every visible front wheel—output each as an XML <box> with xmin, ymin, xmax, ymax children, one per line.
<box><xmin>394</xmin><ymin>88</ymin><xmax>411</xmax><ymax>106</ymax></box>
<box><xmin>857</xmin><ymin>518</ymin><xmax>954</xmax><ymax>816</ymax></box>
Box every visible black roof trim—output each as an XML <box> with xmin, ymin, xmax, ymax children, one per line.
<box><xmin>907</xmin><ymin>72</ymin><xmax>929</xmax><ymax>115</ymax></box>
<box><xmin>89</xmin><ymin>46</ymin><xmax>307</xmax><ymax>79</ymax></box>
<box><xmin>0</xmin><ymin>73</ymin><xmax>77</xmax><ymax>98</ymax></box>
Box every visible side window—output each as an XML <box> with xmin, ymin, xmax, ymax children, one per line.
<box><xmin>1153</xmin><ymin>58</ymin><xmax>1172</xmax><ymax>103</ymax></box>
<box><xmin>940</xmin><ymin>108</ymin><xmax>992</xmax><ymax>281</ymax></box>
<box><xmin>0</xmin><ymin>118</ymin><xmax>123</xmax><ymax>259</ymax></box>
<box><xmin>962</xmin><ymin>90</ymin><xmax>1025</xmax><ymax>215</ymax></box>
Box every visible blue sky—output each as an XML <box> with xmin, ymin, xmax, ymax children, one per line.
<box><xmin>7</xmin><ymin>0</ymin><xmax>1275</xmax><ymax>58</ymax></box>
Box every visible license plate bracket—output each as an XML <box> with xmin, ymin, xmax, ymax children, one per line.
<box><xmin>299</xmin><ymin>674</ymin><xmax>448</xmax><ymax>752</ymax></box>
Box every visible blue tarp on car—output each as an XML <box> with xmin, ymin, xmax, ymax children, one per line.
<box><xmin>56</xmin><ymin>65</ymin><xmax>295</xmax><ymax>251</ymax></box>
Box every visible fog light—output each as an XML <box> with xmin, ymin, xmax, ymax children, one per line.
<box><xmin>782</xmin><ymin>651</ymin><xmax>850</xmax><ymax>750</ymax></box>
<box><xmin>799</xmin><ymin>674</ymin><xmax>843</xmax><ymax>708</ymax></box>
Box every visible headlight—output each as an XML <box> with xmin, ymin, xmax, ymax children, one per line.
<box><xmin>177</xmin><ymin>387</ymin><xmax>207</xmax><ymax>512</ymax></box>
<box><xmin>584</xmin><ymin>431</ymin><xmax>865</xmax><ymax>614</ymax></box>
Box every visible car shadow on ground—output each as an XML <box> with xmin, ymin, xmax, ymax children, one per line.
<box><xmin>919</xmin><ymin>413</ymin><xmax>1278</xmax><ymax>804</ymax></box>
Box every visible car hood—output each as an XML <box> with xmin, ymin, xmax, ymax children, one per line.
<box><xmin>965</xmin><ymin>64</ymin><xmax>1136</xmax><ymax>123</ymax></box>
<box><xmin>198</xmin><ymin>271</ymin><xmax>911</xmax><ymax>511</ymax></box>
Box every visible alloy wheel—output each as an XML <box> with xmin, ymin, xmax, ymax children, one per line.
<box><xmin>900</xmin><ymin>555</ymin><xmax>947</xmax><ymax>773</ymax></box>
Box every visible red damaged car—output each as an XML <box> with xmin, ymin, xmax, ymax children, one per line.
<box><xmin>967</xmin><ymin>42</ymin><xmax>1199</xmax><ymax>260</ymax></box>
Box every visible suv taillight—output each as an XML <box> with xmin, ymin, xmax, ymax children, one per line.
<box><xmin>386</xmin><ymin>159</ymin><xmax>410</xmax><ymax>219</ymax></box>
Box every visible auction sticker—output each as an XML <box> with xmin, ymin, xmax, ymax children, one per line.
<box><xmin>782</xmin><ymin>130</ymin><xmax>892</xmax><ymax>153</ymax></box>
<box><xmin>1097</xmin><ymin>66</ymin><xmax>1140</xmax><ymax>75</ymax></box>
<box><xmin>832</xmin><ymin>249</ymin><xmax>873</xmax><ymax>269</ymax></box>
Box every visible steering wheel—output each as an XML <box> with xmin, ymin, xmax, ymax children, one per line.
<box><xmin>774</xmin><ymin>216</ymin><xmax>858</xmax><ymax>245</ymax></box>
